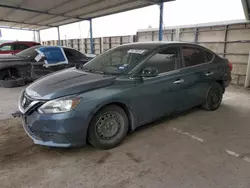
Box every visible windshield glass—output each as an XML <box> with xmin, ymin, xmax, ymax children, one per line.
<box><xmin>16</xmin><ymin>45</ymin><xmax>41</xmax><ymax>59</ymax></box>
<box><xmin>82</xmin><ymin>46</ymin><xmax>151</xmax><ymax>75</ymax></box>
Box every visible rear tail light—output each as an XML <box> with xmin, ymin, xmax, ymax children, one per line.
<box><xmin>228</xmin><ymin>62</ymin><xmax>233</xmax><ymax>71</ymax></box>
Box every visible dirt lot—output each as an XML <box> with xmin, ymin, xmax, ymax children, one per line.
<box><xmin>1</xmin><ymin>86</ymin><xmax>250</xmax><ymax>188</ymax></box>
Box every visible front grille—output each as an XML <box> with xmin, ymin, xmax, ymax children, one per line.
<box><xmin>22</xmin><ymin>95</ymin><xmax>33</xmax><ymax>109</ymax></box>
<box><xmin>20</xmin><ymin>92</ymin><xmax>42</xmax><ymax>113</ymax></box>
<box><xmin>28</xmin><ymin>126</ymin><xmax>42</xmax><ymax>140</ymax></box>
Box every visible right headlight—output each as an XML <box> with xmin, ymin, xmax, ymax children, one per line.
<box><xmin>38</xmin><ymin>97</ymin><xmax>81</xmax><ymax>114</ymax></box>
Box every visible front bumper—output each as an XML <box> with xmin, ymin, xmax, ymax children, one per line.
<box><xmin>19</xmin><ymin>110</ymin><xmax>89</xmax><ymax>147</ymax></box>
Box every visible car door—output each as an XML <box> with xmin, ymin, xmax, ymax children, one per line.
<box><xmin>176</xmin><ymin>45</ymin><xmax>214</xmax><ymax>111</ymax></box>
<box><xmin>0</xmin><ymin>43</ymin><xmax>13</xmax><ymax>54</ymax></box>
<box><xmin>131</xmin><ymin>46</ymin><xmax>184</xmax><ymax>125</ymax></box>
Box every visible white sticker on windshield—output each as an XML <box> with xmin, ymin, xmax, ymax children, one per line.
<box><xmin>34</xmin><ymin>53</ymin><xmax>42</xmax><ymax>62</ymax></box>
<box><xmin>118</xmin><ymin>66</ymin><xmax>125</xmax><ymax>70</ymax></box>
<box><xmin>128</xmin><ymin>49</ymin><xmax>146</xmax><ymax>54</ymax></box>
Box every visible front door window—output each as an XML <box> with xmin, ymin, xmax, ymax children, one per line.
<box><xmin>143</xmin><ymin>47</ymin><xmax>180</xmax><ymax>74</ymax></box>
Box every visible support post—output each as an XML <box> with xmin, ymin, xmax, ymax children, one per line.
<box><xmin>100</xmin><ymin>37</ymin><xmax>104</xmax><ymax>54</ymax></box>
<box><xmin>159</xmin><ymin>2</ymin><xmax>164</xmax><ymax>41</ymax></box>
<box><xmin>109</xmin><ymin>37</ymin><xmax>112</xmax><ymax>49</ymax></box>
<box><xmin>37</xmin><ymin>30</ymin><xmax>41</xmax><ymax>43</ymax></box>
<box><xmin>85</xmin><ymin>39</ymin><xmax>88</xmax><ymax>54</ymax></box>
<box><xmin>171</xmin><ymin>29</ymin><xmax>174</xmax><ymax>41</ymax></box>
<box><xmin>176</xmin><ymin>28</ymin><xmax>180</xmax><ymax>41</ymax></box>
<box><xmin>245</xmin><ymin>51</ymin><xmax>250</xmax><ymax>88</ymax></box>
<box><xmin>57</xmin><ymin>26</ymin><xmax>61</xmax><ymax>46</ymax></box>
<box><xmin>194</xmin><ymin>28</ymin><xmax>199</xmax><ymax>44</ymax></box>
<box><xmin>33</xmin><ymin>30</ymin><xmax>36</xmax><ymax>41</ymax></box>
<box><xmin>120</xmin><ymin>36</ymin><xmax>123</xmax><ymax>45</ymax></box>
<box><xmin>223</xmin><ymin>25</ymin><xmax>229</xmax><ymax>58</ymax></box>
<box><xmin>89</xmin><ymin>19</ymin><xmax>94</xmax><ymax>54</ymax></box>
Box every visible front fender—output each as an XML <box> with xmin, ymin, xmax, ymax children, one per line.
<box><xmin>75</xmin><ymin>86</ymin><xmax>138</xmax><ymax>131</ymax></box>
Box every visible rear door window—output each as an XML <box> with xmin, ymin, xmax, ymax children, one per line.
<box><xmin>181</xmin><ymin>47</ymin><xmax>206</xmax><ymax>67</ymax></box>
<box><xmin>64</xmin><ymin>48</ymin><xmax>87</xmax><ymax>61</ymax></box>
<box><xmin>204</xmin><ymin>50</ymin><xmax>214</xmax><ymax>62</ymax></box>
<box><xmin>13</xmin><ymin>44</ymin><xmax>29</xmax><ymax>50</ymax></box>
<box><xmin>144</xmin><ymin>47</ymin><xmax>180</xmax><ymax>74</ymax></box>
<box><xmin>63</xmin><ymin>48</ymin><xmax>75</xmax><ymax>58</ymax></box>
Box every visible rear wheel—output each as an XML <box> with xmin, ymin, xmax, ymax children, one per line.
<box><xmin>87</xmin><ymin>105</ymin><xmax>129</xmax><ymax>150</ymax></box>
<box><xmin>202</xmin><ymin>82</ymin><xmax>223</xmax><ymax>111</ymax></box>
<box><xmin>0</xmin><ymin>68</ymin><xmax>26</xmax><ymax>88</ymax></box>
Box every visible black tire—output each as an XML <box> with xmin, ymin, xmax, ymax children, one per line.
<box><xmin>87</xmin><ymin>105</ymin><xmax>129</xmax><ymax>150</ymax></box>
<box><xmin>17</xmin><ymin>78</ymin><xmax>26</xmax><ymax>86</ymax></box>
<box><xmin>202</xmin><ymin>82</ymin><xmax>223</xmax><ymax>111</ymax></box>
<box><xmin>0</xmin><ymin>78</ymin><xmax>26</xmax><ymax>88</ymax></box>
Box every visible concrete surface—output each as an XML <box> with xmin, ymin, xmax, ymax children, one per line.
<box><xmin>0</xmin><ymin>86</ymin><xmax>24</xmax><ymax>120</ymax></box>
<box><xmin>0</xmin><ymin>86</ymin><xmax>250</xmax><ymax>188</ymax></box>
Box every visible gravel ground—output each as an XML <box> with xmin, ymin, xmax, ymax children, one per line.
<box><xmin>0</xmin><ymin>86</ymin><xmax>24</xmax><ymax>120</ymax></box>
<box><xmin>0</xmin><ymin>85</ymin><xmax>250</xmax><ymax>188</ymax></box>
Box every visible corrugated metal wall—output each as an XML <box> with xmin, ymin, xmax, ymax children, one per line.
<box><xmin>42</xmin><ymin>22</ymin><xmax>250</xmax><ymax>86</ymax></box>
<box><xmin>137</xmin><ymin>23</ymin><xmax>250</xmax><ymax>86</ymax></box>
<box><xmin>43</xmin><ymin>35</ymin><xmax>135</xmax><ymax>55</ymax></box>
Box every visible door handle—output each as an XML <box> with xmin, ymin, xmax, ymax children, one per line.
<box><xmin>205</xmin><ymin>72</ymin><xmax>214</xmax><ymax>76</ymax></box>
<box><xmin>173</xmin><ymin>79</ymin><xmax>184</xmax><ymax>84</ymax></box>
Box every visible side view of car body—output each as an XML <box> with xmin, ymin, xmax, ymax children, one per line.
<box><xmin>17</xmin><ymin>42</ymin><xmax>232</xmax><ymax>149</ymax></box>
<box><xmin>0</xmin><ymin>41</ymin><xmax>40</xmax><ymax>55</ymax></box>
<box><xmin>0</xmin><ymin>46</ymin><xmax>93</xmax><ymax>87</ymax></box>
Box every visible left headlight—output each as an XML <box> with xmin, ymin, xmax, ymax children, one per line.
<box><xmin>38</xmin><ymin>97</ymin><xmax>81</xmax><ymax>114</ymax></box>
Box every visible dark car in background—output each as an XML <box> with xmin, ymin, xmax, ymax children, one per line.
<box><xmin>0</xmin><ymin>45</ymin><xmax>94</xmax><ymax>88</ymax></box>
<box><xmin>0</xmin><ymin>41</ymin><xmax>40</xmax><ymax>55</ymax></box>
<box><xmin>17</xmin><ymin>42</ymin><xmax>232</xmax><ymax>149</ymax></box>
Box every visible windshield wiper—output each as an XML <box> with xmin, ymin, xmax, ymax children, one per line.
<box><xmin>81</xmin><ymin>68</ymin><xmax>105</xmax><ymax>74</ymax></box>
<box><xmin>92</xmin><ymin>70</ymin><xmax>105</xmax><ymax>74</ymax></box>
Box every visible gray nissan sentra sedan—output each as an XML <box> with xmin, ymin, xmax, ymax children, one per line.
<box><xmin>17</xmin><ymin>42</ymin><xmax>232</xmax><ymax>149</ymax></box>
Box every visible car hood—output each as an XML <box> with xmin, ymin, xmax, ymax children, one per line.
<box><xmin>25</xmin><ymin>68</ymin><xmax>117</xmax><ymax>100</ymax></box>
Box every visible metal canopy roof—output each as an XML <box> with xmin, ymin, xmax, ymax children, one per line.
<box><xmin>242</xmin><ymin>0</ymin><xmax>250</xmax><ymax>20</ymax></box>
<box><xmin>0</xmin><ymin>0</ymin><xmax>173</xmax><ymax>31</ymax></box>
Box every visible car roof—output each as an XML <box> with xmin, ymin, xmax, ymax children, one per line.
<box><xmin>120</xmin><ymin>41</ymin><xmax>215</xmax><ymax>53</ymax></box>
<box><xmin>27</xmin><ymin>45</ymin><xmax>74</xmax><ymax>50</ymax></box>
<box><xmin>1</xmin><ymin>41</ymin><xmax>39</xmax><ymax>45</ymax></box>
<box><xmin>27</xmin><ymin>45</ymin><xmax>85</xmax><ymax>54</ymax></box>
<box><xmin>13</xmin><ymin>41</ymin><xmax>40</xmax><ymax>44</ymax></box>
<box><xmin>121</xmin><ymin>41</ymin><xmax>200</xmax><ymax>48</ymax></box>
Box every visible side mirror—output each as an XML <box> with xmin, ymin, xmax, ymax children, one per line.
<box><xmin>140</xmin><ymin>67</ymin><xmax>158</xmax><ymax>77</ymax></box>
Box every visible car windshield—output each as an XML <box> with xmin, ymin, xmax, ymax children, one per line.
<box><xmin>82</xmin><ymin>46</ymin><xmax>152</xmax><ymax>75</ymax></box>
<box><xmin>16</xmin><ymin>45</ymin><xmax>41</xmax><ymax>59</ymax></box>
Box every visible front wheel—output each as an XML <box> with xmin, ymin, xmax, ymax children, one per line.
<box><xmin>202</xmin><ymin>83</ymin><xmax>223</xmax><ymax>111</ymax></box>
<box><xmin>87</xmin><ymin>105</ymin><xmax>129</xmax><ymax>150</ymax></box>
